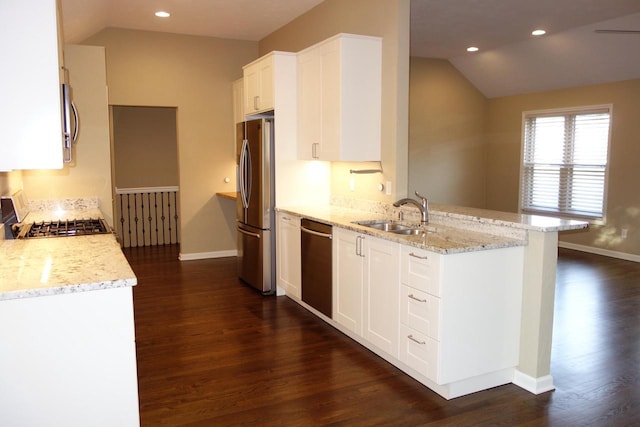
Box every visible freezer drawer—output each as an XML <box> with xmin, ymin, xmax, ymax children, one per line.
<box><xmin>237</xmin><ymin>223</ymin><xmax>274</xmax><ymax>294</ymax></box>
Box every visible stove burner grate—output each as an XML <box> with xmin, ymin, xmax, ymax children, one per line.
<box><xmin>21</xmin><ymin>218</ymin><xmax>110</xmax><ymax>238</ymax></box>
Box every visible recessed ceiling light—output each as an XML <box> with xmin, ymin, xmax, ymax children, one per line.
<box><xmin>467</xmin><ymin>46</ymin><xmax>479</xmax><ymax>52</ymax></box>
<box><xmin>155</xmin><ymin>11</ymin><xmax>170</xmax><ymax>18</ymax></box>
<box><xmin>531</xmin><ymin>29</ymin><xmax>546</xmax><ymax>36</ymax></box>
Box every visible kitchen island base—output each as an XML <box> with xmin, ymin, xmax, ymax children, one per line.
<box><xmin>0</xmin><ymin>286</ymin><xmax>139</xmax><ymax>426</ymax></box>
<box><xmin>286</xmin><ymin>293</ymin><xmax>524</xmax><ymax>399</ymax></box>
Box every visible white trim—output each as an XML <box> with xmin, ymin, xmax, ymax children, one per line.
<box><xmin>116</xmin><ymin>186</ymin><xmax>179</xmax><ymax>194</ymax></box>
<box><xmin>559</xmin><ymin>241</ymin><xmax>640</xmax><ymax>263</ymax></box>
<box><xmin>513</xmin><ymin>371</ymin><xmax>555</xmax><ymax>394</ymax></box>
<box><xmin>178</xmin><ymin>250</ymin><xmax>237</xmax><ymax>261</ymax></box>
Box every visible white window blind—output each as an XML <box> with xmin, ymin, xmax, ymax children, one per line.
<box><xmin>520</xmin><ymin>106</ymin><xmax>611</xmax><ymax>220</ymax></box>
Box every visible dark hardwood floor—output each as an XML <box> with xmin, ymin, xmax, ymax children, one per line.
<box><xmin>123</xmin><ymin>245</ymin><xmax>640</xmax><ymax>426</ymax></box>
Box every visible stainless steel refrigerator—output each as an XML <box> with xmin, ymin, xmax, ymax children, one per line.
<box><xmin>236</xmin><ymin>118</ymin><xmax>276</xmax><ymax>294</ymax></box>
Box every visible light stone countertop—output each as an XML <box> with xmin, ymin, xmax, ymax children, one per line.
<box><xmin>277</xmin><ymin>205</ymin><xmax>527</xmax><ymax>255</ymax></box>
<box><xmin>0</xmin><ymin>202</ymin><xmax>135</xmax><ymax>301</ymax></box>
<box><xmin>427</xmin><ymin>203</ymin><xmax>589</xmax><ymax>233</ymax></box>
<box><xmin>277</xmin><ymin>203</ymin><xmax>588</xmax><ymax>255</ymax></box>
<box><xmin>0</xmin><ymin>233</ymin><xmax>136</xmax><ymax>301</ymax></box>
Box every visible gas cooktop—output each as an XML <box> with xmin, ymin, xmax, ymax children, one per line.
<box><xmin>15</xmin><ymin>218</ymin><xmax>111</xmax><ymax>239</ymax></box>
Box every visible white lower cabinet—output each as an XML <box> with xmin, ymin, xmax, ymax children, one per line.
<box><xmin>333</xmin><ymin>228</ymin><xmax>400</xmax><ymax>356</ymax></box>
<box><xmin>398</xmin><ymin>245</ymin><xmax>524</xmax><ymax>386</ymax></box>
<box><xmin>363</xmin><ymin>235</ymin><xmax>400</xmax><ymax>357</ymax></box>
<box><xmin>276</xmin><ymin>212</ymin><xmax>301</xmax><ymax>298</ymax></box>
<box><xmin>287</xmin><ymin>222</ymin><xmax>525</xmax><ymax>399</ymax></box>
<box><xmin>0</xmin><ymin>287</ymin><xmax>139</xmax><ymax>426</ymax></box>
<box><xmin>332</xmin><ymin>227</ymin><xmax>364</xmax><ymax>334</ymax></box>
<box><xmin>399</xmin><ymin>324</ymin><xmax>439</xmax><ymax>382</ymax></box>
<box><xmin>399</xmin><ymin>284</ymin><xmax>440</xmax><ymax>339</ymax></box>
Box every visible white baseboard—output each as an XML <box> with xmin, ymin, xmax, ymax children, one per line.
<box><xmin>513</xmin><ymin>371</ymin><xmax>555</xmax><ymax>394</ymax></box>
<box><xmin>559</xmin><ymin>241</ymin><xmax>640</xmax><ymax>263</ymax></box>
<box><xmin>178</xmin><ymin>250</ymin><xmax>237</xmax><ymax>261</ymax></box>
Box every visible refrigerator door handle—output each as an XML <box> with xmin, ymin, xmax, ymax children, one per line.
<box><xmin>238</xmin><ymin>139</ymin><xmax>245</xmax><ymax>205</ymax></box>
<box><xmin>237</xmin><ymin>226</ymin><xmax>261</xmax><ymax>239</ymax></box>
<box><xmin>239</xmin><ymin>138</ymin><xmax>250</xmax><ymax>209</ymax></box>
<box><xmin>245</xmin><ymin>139</ymin><xmax>252</xmax><ymax>207</ymax></box>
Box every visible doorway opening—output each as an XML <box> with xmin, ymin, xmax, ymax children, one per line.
<box><xmin>111</xmin><ymin>106</ymin><xmax>180</xmax><ymax>248</ymax></box>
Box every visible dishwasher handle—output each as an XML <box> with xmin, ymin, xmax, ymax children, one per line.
<box><xmin>301</xmin><ymin>225</ymin><xmax>332</xmax><ymax>240</ymax></box>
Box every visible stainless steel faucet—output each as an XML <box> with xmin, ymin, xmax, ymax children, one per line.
<box><xmin>393</xmin><ymin>191</ymin><xmax>429</xmax><ymax>224</ymax></box>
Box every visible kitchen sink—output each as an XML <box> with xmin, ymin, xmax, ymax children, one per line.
<box><xmin>353</xmin><ymin>220</ymin><xmax>435</xmax><ymax>235</ymax></box>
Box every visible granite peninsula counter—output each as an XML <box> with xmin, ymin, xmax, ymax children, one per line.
<box><xmin>276</xmin><ymin>202</ymin><xmax>587</xmax><ymax>255</ymax></box>
<box><xmin>276</xmin><ymin>201</ymin><xmax>589</xmax><ymax>399</ymax></box>
<box><xmin>0</xmin><ymin>207</ymin><xmax>140</xmax><ymax>425</ymax></box>
<box><xmin>0</xmin><ymin>233</ymin><xmax>136</xmax><ymax>300</ymax></box>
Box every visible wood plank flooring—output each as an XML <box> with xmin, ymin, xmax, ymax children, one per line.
<box><xmin>123</xmin><ymin>245</ymin><xmax>640</xmax><ymax>426</ymax></box>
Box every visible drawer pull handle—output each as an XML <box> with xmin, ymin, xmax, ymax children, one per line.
<box><xmin>408</xmin><ymin>294</ymin><xmax>427</xmax><ymax>303</ymax></box>
<box><xmin>408</xmin><ymin>335</ymin><xmax>426</xmax><ymax>345</ymax></box>
<box><xmin>409</xmin><ymin>252</ymin><xmax>428</xmax><ymax>260</ymax></box>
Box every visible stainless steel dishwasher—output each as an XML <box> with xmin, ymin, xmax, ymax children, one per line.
<box><xmin>300</xmin><ymin>218</ymin><xmax>332</xmax><ymax>318</ymax></box>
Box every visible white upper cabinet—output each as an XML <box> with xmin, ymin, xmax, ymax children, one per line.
<box><xmin>243</xmin><ymin>53</ymin><xmax>276</xmax><ymax>114</ymax></box>
<box><xmin>0</xmin><ymin>0</ymin><xmax>65</xmax><ymax>171</ymax></box>
<box><xmin>297</xmin><ymin>34</ymin><xmax>382</xmax><ymax>161</ymax></box>
<box><xmin>232</xmin><ymin>78</ymin><xmax>245</xmax><ymax>124</ymax></box>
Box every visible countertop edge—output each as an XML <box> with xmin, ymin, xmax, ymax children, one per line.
<box><xmin>277</xmin><ymin>206</ymin><xmax>528</xmax><ymax>255</ymax></box>
<box><xmin>0</xmin><ymin>278</ymin><xmax>137</xmax><ymax>301</ymax></box>
<box><xmin>428</xmin><ymin>204</ymin><xmax>589</xmax><ymax>233</ymax></box>
<box><xmin>0</xmin><ymin>233</ymin><xmax>137</xmax><ymax>301</ymax></box>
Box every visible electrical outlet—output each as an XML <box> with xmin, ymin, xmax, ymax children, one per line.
<box><xmin>621</xmin><ymin>228</ymin><xmax>628</xmax><ymax>239</ymax></box>
<box><xmin>349</xmin><ymin>177</ymin><xmax>355</xmax><ymax>191</ymax></box>
<box><xmin>385</xmin><ymin>181</ymin><xmax>392</xmax><ymax>196</ymax></box>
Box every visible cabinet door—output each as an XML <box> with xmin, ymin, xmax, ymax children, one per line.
<box><xmin>258</xmin><ymin>60</ymin><xmax>274</xmax><ymax>112</ymax></box>
<box><xmin>232</xmin><ymin>78</ymin><xmax>244</xmax><ymax>124</ymax></box>
<box><xmin>276</xmin><ymin>213</ymin><xmax>301</xmax><ymax>298</ymax></box>
<box><xmin>243</xmin><ymin>56</ymin><xmax>274</xmax><ymax>114</ymax></box>
<box><xmin>297</xmin><ymin>37</ymin><xmax>340</xmax><ymax>161</ymax></box>
<box><xmin>296</xmin><ymin>34</ymin><xmax>381</xmax><ymax>162</ymax></box>
<box><xmin>243</xmin><ymin>62</ymin><xmax>260</xmax><ymax>114</ymax></box>
<box><xmin>317</xmin><ymin>39</ymin><xmax>341</xmax><ymax>160</ymax></box>
<box><xmin>1</xmin><ymin>0</ymin><xmax>64</xmax><ymax>170</ymax></box>
<box><xmin>332</xmin><ymin>228</ymin><xmax>364</xmax><ymax>335</ymax></box>
<box><xmin>363</xmin><ymin>236</ymin><xmax>400</xmax><ymax>357</ymax></box>
<box><xmin>297</xmin><ymin>48</ymin><xmax>322</xmax><ymax>159</ymax></box>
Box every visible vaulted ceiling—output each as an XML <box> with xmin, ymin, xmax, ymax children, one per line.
<box><xmin>60</xmin><ymin>0</ymin><xmax>640</xmax><ymax>98</ymax></box>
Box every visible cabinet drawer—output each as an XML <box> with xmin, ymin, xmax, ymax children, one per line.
<box><xmin>399</xmin><ymin>324</ymin><xmax>438</xmax><ymax>382</ymax></box>
<box><xmin>400</xmin><ymin>285</ymin><xmax>440</xmax><ymax>340</ymax></box>
<box><xmin>401</xmin><ymin>246</ymin><xmax>441</xmax><ymax>296</ymax></box>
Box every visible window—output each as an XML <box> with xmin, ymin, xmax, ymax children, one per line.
<box><xmin>520</xmin><ymin>105</ymin><xmax>611</xmax><ymax>221</ymax></box>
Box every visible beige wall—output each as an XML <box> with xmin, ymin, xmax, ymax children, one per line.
<box><xmin>0</xmin><ymin>171</ymin><xmax>23</xmax><ymax>198</ymax></box>
<box><xmin>83</xmin><ymin>29</ymin><xmax>258</xmax><ymax>256</ymax></box>
<box><xmin>112</xmin><ymin>106</ymin><xmax>178</xmax><ymax>188</ymax></box>
<box><xmin>409</xmin><ymin>57</ymin><xmax>487</xmax><ymax>208</ymax></box>
<box><xmin>409</xmin><ymin>56</ymin><xmax>640</xmax><ymax>257</ymax></box>
<box><xmin>486</xmin><ymin>79</ymin><xmax>640</xmax><ymax>256</ymax></box>
<box><xmin>21</xmin><ymin>44</ymin><xmax>114</xmax><ymax>225</ymax></box>
<box><xmin>260</xmin><ymin>0</ymin><xmax>410</xmax><ymax>202</ymax></box>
